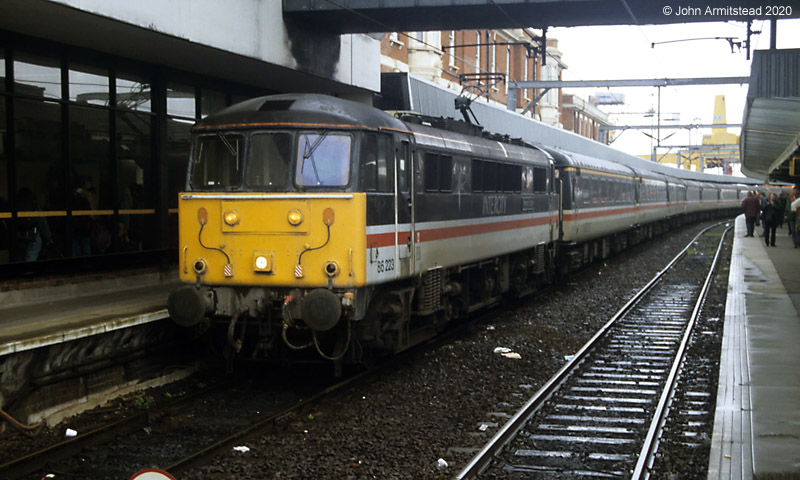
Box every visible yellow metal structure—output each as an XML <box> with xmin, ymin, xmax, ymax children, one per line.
<box><xmin>178</xmin><ymin>193</ymin><xmax>367</xmax><ymax>288</ymax></box>
<box><xmin>644</xmin><ymin>95</ymin><xmax>740</xmax><ymax>171</ymax></box>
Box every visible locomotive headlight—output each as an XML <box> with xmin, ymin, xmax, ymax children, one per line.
<box><xmin>223</xmin><ymin>210</ymin><xmax>240</xmax><ymax>226</ymax></box>
<box><xmin>253</xmin><ymin>251</ymin><xmax>274</xmax><ymax>273</ymax></box>
<box><xmin>287</xmin><ymin>209</ymin><xmax>303</xmax><ymax>226</ymax></box>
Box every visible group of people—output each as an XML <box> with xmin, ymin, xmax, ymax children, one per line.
<box><xmin>741</xmin><ymin>188</ymin><xmax>800</xmax><ymax>248</ymax></box>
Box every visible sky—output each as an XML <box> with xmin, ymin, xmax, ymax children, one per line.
<box><xmin>548</xmin><ymin>18</ymin><xmax>800</xmax><ymax>165</ymax></box>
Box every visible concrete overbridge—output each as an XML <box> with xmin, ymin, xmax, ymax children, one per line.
<box><xmin>282</xmin><ymin>0</ymin><xmax>797</xmax><ymax>33</ymax></box>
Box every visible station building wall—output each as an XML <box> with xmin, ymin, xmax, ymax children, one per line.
<box><xmin>0</xmin><ymin>1</ymin><xmax>380</xmax><ymax>276</ymax></box>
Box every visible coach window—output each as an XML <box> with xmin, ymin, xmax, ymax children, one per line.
<box><xmin>485</xmin><ymin>162</ymin><xmax>497</xmax><ymax>192</ymax></box>
<box><xmin>424</xmin><ymin>152</ymin><xmax>439</xmax><ymax>192</ymax></box>
<box><xmin>502</xmin><ymin>164</ymin><xmax>519</xmax><ymax>193</ymax></box>
<box><xmin>472</xmin><ymin>159</ymin><xmax>483</xmax><ymax>192</ymax></box>
<box><xmin>522</xmin><ymin>167</ymin><xmax>533</xmax><ymax>194</ymax></box>
<box><xmin>439</xmin><ymin>155</ymin><xmax>452</xmax><ymax>192</ymax></box>
<box><xmin>247</xmin><ymin>132</ymin><xmax>291</xmax><ymax>189</ymax></box>
<box><xmin>533</xmin><ymin>167</ymin><xmax>547</xmax><ymax>194</ymax></box>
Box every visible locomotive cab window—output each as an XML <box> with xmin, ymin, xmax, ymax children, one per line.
<box><xmin>246</xmin><ymin>132</ymin><xmax>291</xmax><ymax>189</ymax></box>
<box><xmin>190</xmin><ymin>133</ymin><xmax>244</xmax><ymax>190</ymax></box>
<box><xmin>295</xmin><ymin>132</ymin><xmax>351</xmax><ymax>187</ymax></box>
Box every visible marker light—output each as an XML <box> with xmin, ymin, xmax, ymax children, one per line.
<box><xmin>255</xmin><ymin>256</ymin><xmax>268</xmax><ymax>270</ymax></box>
<box><xmin>223</xmin><ymin>210</ymin><xmax>240</xmax><ymax>226</ymax></box>
<box><xmin>287</xmin><ymin>209</ymin><xmax>303</xmax><ymax>226</ymax></box>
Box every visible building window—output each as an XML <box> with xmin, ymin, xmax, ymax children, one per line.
<box><xmin>14</xmin><ymin>53</ymin><xmax>61</xmax><ymax>100</ymax></box>
<box><xmin>0</xmin><ymin>41</ymin><xmax>265</xmax><ymax>269</ymax></box>
<box><xmin>69</xmin><ymin>64</ymin><xmax>109</xmax><ymax>106</ymax></box>
<box><xmin>117</xmin><ymin>73</ymin><xmax>152</xmax><ymax>113</ymax></box>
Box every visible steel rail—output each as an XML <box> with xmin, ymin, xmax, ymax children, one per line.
<box><xmin>0</xmin><ymin>380</ymin><xmax>234</xmax><ymax>480</ymax></box>
<box><xmin>455</xmin><ymin>221</ymin><xmax>728</xmax><ymax>479</ymax></box>
<box><xmin>631</xmin><ymin>224</ymin><xmax>732</xmax><ymax>479</ymax></box>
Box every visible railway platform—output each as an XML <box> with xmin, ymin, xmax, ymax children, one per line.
<box><xmin>0</xmin><ymin>271</ymin><xmax>178</xmax><ymax>357</ymax></box>
<box><xmin>709</xmin><ymin>214</ymin><xmax>800</xmax><ymax>479</ymax></box>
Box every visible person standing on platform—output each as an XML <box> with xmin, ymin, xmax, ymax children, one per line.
<box><xmin>792</xmin><ymin>191</ymin><xmax>800</xmax><ymax>248</ymax></box>
<box><xmin>742</xmin><ymin>191</ymin><xmax>760</xmax><ymax>237</ymax></box>
<box><xmin>788</xmin><ymin>188</ymin><xmax>799</xmax><ymax>240</ymax></box>
<box><xmin>776</xmin><ymin>192</ymin><xmax>788</xmax><ymax>230</ymax></box>
<box><xmin>761</xmin><ymin>193</ymin><xmax>779</xmax><ymax>247</ymax></box>
<box><xmin>758</xmin><ymin>192</ymin><xmax>767</xmax><ymax>237</ymax></box>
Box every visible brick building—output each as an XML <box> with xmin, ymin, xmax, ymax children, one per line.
<box><xmin>380</xmin><ymin>29</ymin><xmax>611</xmax><ymax>144</ymax></box>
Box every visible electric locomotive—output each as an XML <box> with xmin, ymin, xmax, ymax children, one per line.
<box><xmin>167</xmin><ymin>93</ymin><xmax>741</xmax><ymax>364</ymax></box>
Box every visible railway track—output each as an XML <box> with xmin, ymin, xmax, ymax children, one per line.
<box><xmin>457</xmin><ymin>222</ymin><xmax>731</xmax><ymax>479</ymax></box>
<box><xmin>0</xmin><ymin>300</ymin><xmax>511</xmax><ymax>480</ymax></box>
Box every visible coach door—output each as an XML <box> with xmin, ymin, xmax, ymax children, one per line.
<box><xmin>395</xmin><ymin>138</ymin><xmax>415</xmax><ymax>277</ymax></box>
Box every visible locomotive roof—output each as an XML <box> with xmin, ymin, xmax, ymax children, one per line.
<box><xmin>404</xmin><ymin>122</ymin><xmax>552</xmax><ymax>166</ymax></box>
<box><xmin>194</xmin><ymin>94</ymin><xmax>408</xmax><ymax>132</ymax></box>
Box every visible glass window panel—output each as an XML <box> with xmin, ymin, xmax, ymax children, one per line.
<box><xmin>0</xmin><ymin>50</ymin><xmax>6</xmax><ymax>92</ymax></box>
<box><xmin>167</xmin><ymin>83</ymin><xmax>195</xmax><ymax>119</ymax></box>
<box><xmin>0</xmin><ymin>96</ymin><xmax>6</xmax><ymax>188</ymax></box>
<box><xmin>117</xmin><ymin>73</ymin><xmax>151</xmax><ymax>113</ymax></box>
<box><xmin>377</xmin><ymin>135</ymin><xmax>392</xmax><ymax>193</ymax></box>
<box><xmin>14</xmin><ymin>54</ymin><xmax>62</xmax><ymax>100</ymax></box>
<box><xmin>0</xmin><ymin>98</ymin><xmax>7</xmax><ymax>263</ymax></box>
<box><xmin>117</xmin><ymin>111</ymin><xmax>153</xmax><ymax>252</ymax></box>
<box><xmin>246</xmin><ymin>132</ymin><xmax>291</xmax><ymax>189</ymax></box>
<box><xmin>363</xmin><ymin>133</ymin><xmax>377</xmax><ymax>191</ymax></box>
<box><xmin>472</xmin><ymin>160</ymin><xmax>482</xmax><ymax>192</ymax></box>
<box><xmin>168</xmin><ymin>120</ymin><xmax>192</xmax><ymax>208</ymax></box>
<box><xmin>189</xmin><ymin>132</ymin><xmax>244</xmax><ymax>191</ymax></box>
<box><xmin>201</xmin><ymin>89</ymin><xmax>227</xmax><ymax>119</ymax></box>
<box><xmin>70</xmin><ymin>106</ymin><xmax>111</xmax><ymax>210</ymax></box>
<box><xmin>69</xmin><ymin>64</ymin><xmax>109</xmax><ymax>105</ymax></box>
<box><xmin>424</xmin><ymin>152</ymin><xmax>438</xmax><ymax>192</ymax></box>
<box><xmin>295</xmin><ymin>133</ymin><xmax>351</xmax><ymax>187</ymax></box>
<box><xmin>398</xmin><ymin>141</ymin><xmax>410</xmax><ymax>193</ymax></box>
<box><xmin>15</xmin><ymin>98</ymin><xmax>65</xmax><ymax>210</ymax></box>
<box><xmin>13</xmin><ymin>211</ymin><xmax>57</xmax><ymax>262</ymax></box>
<box><xmin>439</xmin><ymin>155</ymin><xmax>452</xmax><ymax>192</ymax></box>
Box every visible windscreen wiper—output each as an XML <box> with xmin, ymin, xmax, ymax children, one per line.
<box><xmin>300</xmin><ymin>131</ymin><xmax>328</xmax><ymax>184</ymax></box>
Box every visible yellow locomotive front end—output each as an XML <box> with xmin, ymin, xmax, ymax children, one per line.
<box><xmin>167</xmin><ymin>94</ymin><xmax>392</xmax><ymax>362</ymax></box>
<box><xmin>178</xmin><ymin>193</ymin><xmax>366</xmax><ymax>289</ymax></box>
<box><xmin>175</xmin><ymin>192</ymin><xmax>367</xmax><ymax>333</ymax></box>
